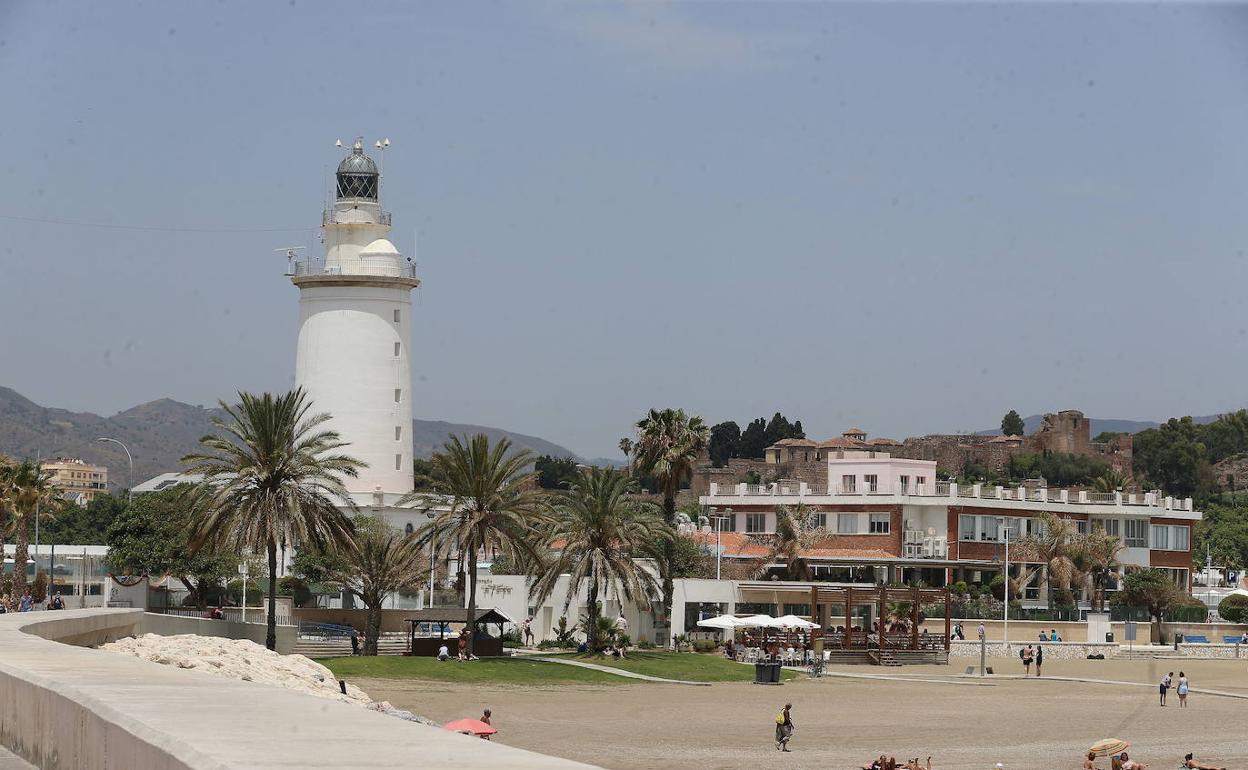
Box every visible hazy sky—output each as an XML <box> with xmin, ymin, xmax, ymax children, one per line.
<box><xmin>2</xmin><ymin>2</ymin><xmax>1247</xmax><ymax>460</ymax></box>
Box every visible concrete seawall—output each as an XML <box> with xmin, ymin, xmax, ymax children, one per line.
<box><xmin>0</xmin><ymin>609</ymin><xmax>596</xmax><ymax>769</ymax></box>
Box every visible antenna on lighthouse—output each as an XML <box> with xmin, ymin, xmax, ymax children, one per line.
<box><xmin>277</xmin><ymin>246</ymin><xmax>306</xmax><ymax>276</ymax></box>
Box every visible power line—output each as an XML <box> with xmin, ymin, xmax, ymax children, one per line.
<box><xmin>0</xmin><ymin>213</ymin><xmax>316</xmax><ymax>234</ymax></box>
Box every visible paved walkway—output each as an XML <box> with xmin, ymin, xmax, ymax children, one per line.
<box><xmin>959</xmin><ymin>672</ymin><xmax>1248</xmax><ymax>700</ymax></box>
<box><xmin>0</xmin><ymin>747</ymin><xmax>34</xmax><ymax>769</ymax></box>
<box><xmin>529</xmin><ymin>656</ymin><xmax>712</xmax><ymax>686</ymax></box>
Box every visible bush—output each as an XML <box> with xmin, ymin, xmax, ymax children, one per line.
<box><xmin>1218</xmin><ymin>594</ymin><xmax>1248</xmax><ymax>623</ymax></box>
<box><xmin>692</xmin><ymin>639</ymin><xmax>717</xmax><ymax>653</ymax></box>
<box><xmin>537</xmin><ymin>639</ymin><xmax>577</xmax><ymax>650</ymax></box>
<box><xmin>500</xmin><ymin>629</ymin><xmax>522</xmax><ymax>647</ymax></box>
<box><xmin>637</xmin><ymin>639</ymin><xmax>656</xmax><ymax>649</ymax></box>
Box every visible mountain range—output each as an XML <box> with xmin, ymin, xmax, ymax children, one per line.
<box><xmin>0</xmin><ymin>386</ymin><xmax>584</xmax><ymax>488</ymax></box>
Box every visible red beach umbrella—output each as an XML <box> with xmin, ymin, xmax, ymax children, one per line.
<box><xmin>442</xmin><ymin>718</ymin><xmax>497</xmax><ymax>736</ymax></box>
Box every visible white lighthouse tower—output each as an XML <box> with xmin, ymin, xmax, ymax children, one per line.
<box><xmin>290</xmin><ymin>138</ymin><xmax>419</xmax><ymax>507</ymax></box>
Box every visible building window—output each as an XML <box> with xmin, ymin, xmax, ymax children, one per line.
<box><xmin>726</xmin><ymin>512</ymin><xmax>738</xmax><ymax>532</ymax></box>
<box><xmin>837</xmin><ymin>513</ymin><xmax>858</xmax><ymax>534</ymax></box>
<box><xmin>864</xmin><ymin>474</ymin><xmax>878</xmax><ymax>493</ymax></box>
<box><xmin>395</xmin><ymin>426</ymin><xmax>402</xmax><ymax>441</ymax></box>
<box><xmin>394</xmin><ymin>388</ymin><xmax>402</xmax><ymax>403</ymax></box>
<box><xmin>746</xmin><ymin>513</ymin><xmax>766</xmax><ymax>533</ymax></box>
<box><xmin>980</xmin><ymin>516</ymin><xmax>999</xmax><ymax>542</ymax></box>
<box><xmin>1075</xmin><ymin>520</ymin><xmax>1088</xmax><ymax>535</ymax></box>
<box><xmin>395</xmin><ymin>454</ymin><xmax>403</xmax><ymax>470</ymax></box>
<box><xmin>393</xmin><ymin>309</ymin><xmax>401</xmax><ymax>323</ymax></box>
<box><xmin>1099</xmin><ymin>518</ymin><xmax>1119</xmax><ymax>537</ymax></box>
<box><xmin>810</xmin><ymin>513</ymin><xmax>827</xmax><ymax>530</ymax></box>
<box><xmin>869</xmin><ymin>513</ymin><xmax>890</xmax><ymax>534</ymax></box>
<box><xmin>1150</xmin><ymin>524</ymin><xmax>1189</xmax><ymax>551</ymax></box>
<box><xmin>959</xmin><ymin>515</ymin><xmax>976</xmax><ymax>541</ymax></box>
<box><xmin>1175</xmin><ymin>525</ymin><xmax>1190</xmax><ymax>551</ymax></box>
<box><xmin>916</xmin><ymin>476</ymin><xmax>927</xmax><ymax>489</ymax></box>
<box><xmin>841</xmin><ymin>475</ymin><xmax>856</xmax><ymax>493</ymax></box>
<box><xmin>1124</xmin><ymin>518</ymin><xmax>1148</xmax><ymax>548</ymax></box>
<box><xmin>394</xmin><ymin>341</ymin><xmax>401</xmax><ymax>356</ymax></box>
<box><xmin>899</xmin><ymin>475</ymin><xmax>909</xmax><ymax>494</ymax></box>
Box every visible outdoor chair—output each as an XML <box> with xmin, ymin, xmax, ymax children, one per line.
<box><xmin>1184</xmin><ymin>635</ymin><xmax>1210</xmax><ymax>644</ymax></box>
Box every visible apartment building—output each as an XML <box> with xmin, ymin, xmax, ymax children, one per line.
<box><xmin>41</xmin><ymin>457</ymin><xmax>109</xmax><ymax>503</ymax></box>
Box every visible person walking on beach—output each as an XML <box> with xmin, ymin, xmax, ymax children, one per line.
<box><xmin>1160</xmin><ymin>672</ymin><xmax>1173</xmax><ymax>706</ymax></box>
<box><xmin>1020</xmin><ymin>644</ymin><xmax>1034</xmax><ymax>676</ymax></box>
<box><xmin>1034</xmin><ymin>644</ymin><xmax>1043</xmax><ymax>677</ymax></box>
<box><xmin>774</xmin><ymin>703</ymin><xmax>794</xmax><ymax>752</ymax></box>
<box><xmin>1176</xmin><ymin>671</ymin><xmax>1189</xmax><ymax>708</ymax></box>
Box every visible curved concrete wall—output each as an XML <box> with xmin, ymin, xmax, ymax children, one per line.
<box><xmin>0</xmin><ymin>609</ymin><xmax>595</xmax><ymax>769</ymax></box>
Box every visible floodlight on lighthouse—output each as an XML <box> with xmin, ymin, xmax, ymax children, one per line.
<box><xmin>383</xmin><ymin>138</ymin><xmax>390</xmax><ymax>148</ymax></box>
<box><xmin>375</xmin><ymin>141</ymin><xmax>382</xmax><ymax>149</ymax></box>
<box><xmin>276</xmin><ymin>246</ymin><xmax>305</xmax><ymax>276</ymax></box>
<box><xmin>335</xmin><ymin>139</ymin><xmax>343</xmax><ymax>148</ymax></box>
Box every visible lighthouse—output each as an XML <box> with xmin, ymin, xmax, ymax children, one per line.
<box><xmin>290</xmin><ymin>138</ymin><xmax>419</xmax><ymax>506</ymax></box>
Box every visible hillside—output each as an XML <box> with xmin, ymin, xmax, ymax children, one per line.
<box><xmin>0</xmin><ymin>387</ymin><xmax>581</xmax><ymax>488</ymax></box>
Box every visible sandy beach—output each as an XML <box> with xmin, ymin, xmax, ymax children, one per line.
<box><xmin>356</xmin><ymin>656</ymin><xmax>1248</xmax><ymax>770</ymax></box>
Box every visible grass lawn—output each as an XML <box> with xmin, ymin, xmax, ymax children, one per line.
<box><xmin>320</xmin><ymin>655</ymin><xmax>624</xmax><ymax>685</ymax></box>
<box><xmin>549</xmin><ymin>651</ymin><xmax>798</xmax><ymax>683</ymax></box>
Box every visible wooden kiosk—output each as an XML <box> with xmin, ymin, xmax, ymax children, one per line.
<box><xmin>404</xmin><ymin>608</ymin><xmax>513</xmax><ymax>658</ymax></box>
<box><xmin>809</xmin><ymin>585</ymin><xmax>951</xmax><ymax>665</ymax></box>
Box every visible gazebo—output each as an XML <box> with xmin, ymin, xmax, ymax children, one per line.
<box><xmin>404</xmin><ymin>608</ymin><xmax>514</xmax><ymax>658</ymax></box>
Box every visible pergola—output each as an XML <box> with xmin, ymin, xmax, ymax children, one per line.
<box><xmin>809</xmin><ymin>585</ymin><xmax>951</xmax><ymax>653</ymax></box>
<box><xmin>404</xmin><ymin>608</ymin><xmax>513</xmax><ymax>657</ymax></box>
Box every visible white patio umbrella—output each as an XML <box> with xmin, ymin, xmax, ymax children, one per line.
<box><xmin>774</xmin><ymin>614</ymin><xmax>821</xmax><ymax>629</ymax></box>
<box><xmin>696</xmin><ymin>615</ymin><xmax>746</xmax><ymax>630</ymax></box>
<box><xmin>737</xmin><ymin>614</ymin><xmax>782</xmax><ymax>628</ymax></box>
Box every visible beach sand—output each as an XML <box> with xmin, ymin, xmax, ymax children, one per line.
<box><xmin>354</xmin><ymin>656</ymin><xmax>1248</xmax><ymax>770</ymax></box>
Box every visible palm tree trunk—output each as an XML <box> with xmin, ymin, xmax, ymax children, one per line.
<box><xmin>12</xmin><ymin>513</ymin><xmax>29</xmax><ymax>601</ymax></box>
<box><xmin>586</xmin><ymin>576</ymin><xmax>600</xmax><ymax>652</ymax></box>
<box><xmin>365</xmin><ymin>597</ymin><xmax>381</xmax><ymax>656</ymax></box>
<box><xmin>661</xmin><ymin>483</ymin><xmax>676</xmax><ymax>645</ymax></box>
<box><xmin>266</xmin><ymin>541</ymin><xmax>278</xmax><ymax>651</ymax></box>
<box><xmin>466</xmin><ymin>544</ymin><xmax>479</xmax><ymax>658</ymax></box>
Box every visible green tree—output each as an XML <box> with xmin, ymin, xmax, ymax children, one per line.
<box><xmin>411</xmin><ymin>458</ymin><xmax>445</xmax><ymax>491</ymax></box>
<box><xmin>0</xmin><ymin>459</ymin><xmax>66</xmax><ymax>602</ymax></box>
<box><xmin>535</xmin><ymin>455</ymin><xmax>581</xmax><ymax>490</ymax></box>
<box><xmin>183</xmin><ymin>389</ymin><xmax>363</xmax><ymax>650</ymax></box>
<box><xmin>1118</xmin><ymin>568</ymin><xmax>1185</xmax><ymax>644</ymax></box>
<box><xmin>400</xmin><ymin>434</ymin><xmax>547</xmax><ymax>658</ymax></box>
<box><xmin>1218</xmin><ymin>593</ymin><xmax>1248</xmax><ymax>623</ymax></box>
<box><xmin>530</xmin><ymin>468</ymin><xmax>667</xmax><ymax>652</ymax></box>
<box><xmin>105</xmin><ymin>487</ymin><xmax>237</xmax><ymax>609</ymax></box>
<box><xmin>1071</xmin><ymin>525</ymin><xmax>1123</xmax><ymax>612</ymax></box>
<box><xmin>1132</xmin><ymin>417</ymin><xmax>1209</xmax><ymax>498</ymax></box>
<box><xmin>1001</xmin><ymin>410</ymin><xmax>1025</xmax><ymax>437</ymax></box>
<box><xmin>708</xmin><ymin>421</ymin><xmax>741</xmax><ymax>468</ymax></box>
<box><xmin>1193</xmin><ymin>502</ymin><xmax>1248</xmax><ymax>572</ymax></box>
<box><xmin>1093</xmin><ymin>431</ymin><xmax>1127</xmax><ymax>445</ymax></box>
<box><xmin>44</xmin><ymin>493</ymin><xmax>127</xmax><ymax>545</ymax></box>
<box><xmin>738</xmin><ymin>418</ymin><xmax>768</xmax><ymax>459</ymax></box>
<box><xmin>312</xmin><ymin>515</ymin><xmax>428</xmax><ymax>655</ymax></box>
<box><xmin>632</xmin><ymin>408</ymin><xmax>710</xmax><ymax>629</ymax></box>
<box><xmin>1016</xmin><ymin>512</ymin><xmax>1082</xmax><ymax>608</ymax></box>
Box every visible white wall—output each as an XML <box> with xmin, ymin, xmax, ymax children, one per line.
<box><xmin>827</xmin><ymin>456</ymin><xmax>937</xmax><ymax>494</ymax></box>
<box><xmin>294</xmin><ymin>284</ymin><xmax>414</xmax><ymax>496</ymax></box>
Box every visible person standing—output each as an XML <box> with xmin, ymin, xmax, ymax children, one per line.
<box><xmin>1176</xmin><ymin>671</ymin><xmax>1189</xmax><ymax>708</ymax></box>
<box><xmin>522</xmin><ymin>617</ymin><xmax>534</xmax><ymax>647</ymax></box>
<box><xmin>1160</xmin><ymin>672</ymin><xmax>1173</xmax><ymax>706</ymax></box>
<box><xmin>1034</xmin><ymin>644</ymin><xmax>1043</xmax><ymax>677</ymax></box>
<box><xmin>19</xmin><ymin>591</ymin><xmax>32</xmax><ymax>612</ymax></box>
<box><xmin>1021</xmin><ymin>644</ymin><xmax>1034</xmax><ymax>676</ymax></box>
<box><xmin>774</xmin><ymin>703</ymin><xmax>794</xmax><ymax>752</ymax></box>
<box><xmin>349</xmin><ymin>629</ymin><xmax>360</xmax><ymax>656</ymax></box>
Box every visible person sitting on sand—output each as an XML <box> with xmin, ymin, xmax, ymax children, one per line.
<box><xmin>1181</xmin><ymin>752</ymin><xmax>1226</xmax><ymax>770</ymax></box>
<box><xmin>1118</xmin><ymin>752</ymin><xmax>1147</xmax><ymax>770</ymax></box>
<box><xmin>862</xmin><ymin>754</ymin><xmax>887</xmax><ymax>770</ymax></box>
<box><xmin>903</xmin><ymin>756</ymin><xmax>931</xmax><ymax>770</ymax></box>
<box><xmin>1083</xmin><ymin>750</ymin><xmax>1099</xmax><ymax>769</ymax></box>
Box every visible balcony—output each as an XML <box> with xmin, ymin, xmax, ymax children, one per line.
<box><xmin>289</xmin><ymin>256</ymin><xmax>418</xmax><ymax>282</ymax></box>
<box><xmin>704</xmin><ymin>480</ymin><xmax>1195</xmax><ymax>513</ymax></box>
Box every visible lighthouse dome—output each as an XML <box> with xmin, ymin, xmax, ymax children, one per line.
<box><xmin>360</xmin><ymin>238</ymin><xmax>400</xmax><ymax>256</ymax></box>
<box><xmin>335</xmin><ymin>139</ymin><xmax>379</xmax><ymax>200</ymax></box>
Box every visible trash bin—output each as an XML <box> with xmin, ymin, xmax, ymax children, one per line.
<box><xmin>770</xmin><ymin>662</ymin><xmax>782</xmax><ymax>683</ymax></box>
<box><xmin>754</xmin><ymin>663</ymin><xmax>771</xmax><ymax>684</ymax></box>
<box><xmin>1105</xmin><ymin>631</ymin><xmax>1114</xmax><ymax>643</ymax></box>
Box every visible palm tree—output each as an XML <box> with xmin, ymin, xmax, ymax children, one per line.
<box><xmin>1093</xmin><ymin>470</ymin><xmax>1129</xmax><ymax>493</ymax></box>
<box><xmin>750</xmin><ymin>503</ymin><xmax>824</xmax><ymax>581</ymax></box>
<box><xmin>618</xmin><ymin>437</ymin><xmax>633</xmax><ymax>476</ymax></box>
<box><xmin>2</xmin><ymin>459</ymin><xmax>65</xmax><ymax>602</ymax></box>
<box><xmin>1016</xmin><ymin>511</ymin><xmax>1079</xmax><ymax>610</ymax></box>
<box><xmin>530</xmin><ymin>468</ymin><xmax>667</xmax><ymax>652</ymax></box>
<box><xmin>182</xmin><ymin>389</ymin><xmax>363</xmax><ymax>651</ymax></box>
<box><xmin>632</xmin><ymin>408</ymin><xmax>709</xmax><ymax>625</ymax></box>
<box><xmin>323</xmin><ymin>515</ymin><xmax>428</xmax><ymax>655</ymax></box>
<box><xmin>401</xmin><ymin>434</ymin><xmax>548</xmax><ymax>658</ymax></box>
<box><xmin>1072</xmin><ymin>525</ymin><xmax>1123</xmax><ymax>612</ymax></box>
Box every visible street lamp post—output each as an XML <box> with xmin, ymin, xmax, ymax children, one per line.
<box><xmin>997</xmin><ymin>517</ymin><xmax>1011</xmax><ymax>649</ymax></box>
<box><xmin>95</xmin><ymin>437</ymin><xmax>134</xmax><ymax>503</ymax></box>
<box><xmin>239</xmin><ymin>560</ymin><xmax>249</xmax><ymax>624</ymax></box>
<box><xmin>426</xmin><ymin>511</ymin><xmax>437</xmax><ymax>607</ymax></box>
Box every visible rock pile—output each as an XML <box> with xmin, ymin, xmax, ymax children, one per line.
<box><xmin>99</xmin><ymin>634</ymin><xmax>435</xmax><ymax>725</ymax></box>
